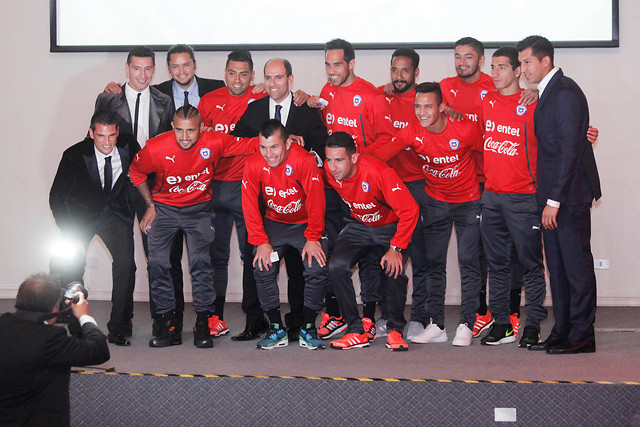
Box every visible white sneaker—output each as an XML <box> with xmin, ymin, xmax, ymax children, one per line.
<box><xmin>375</xmin><ymin>318</ymin><xmax>388</xmax><ymax>338</ymax></box>
<box><xmin>410</xmin><ymin>322</ymin><xmax>447</xmax><ymax>344</ymax></box>
<box><xmin>406</xmin><ymin>321</ymin><xmax>425</xmax><ymax>341</ymax></box>
<box><xmin>452</xmin><ymin>323</ymin><xmax>473</xmax><ymax>347</ymax></box>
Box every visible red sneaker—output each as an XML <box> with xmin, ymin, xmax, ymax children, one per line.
<box><xmin>510</xmin><ymin>313</ymin><xmax>521</xmax><ymax>338</ymax></box>
<box><xmin>362</xmin><ymin>317</ymin><xmax>376</xmax><ymax>341</ymax></box>
<box><xmin>472</xmin><ymin>311</ymin><xmax>494</xmax><ymax>338</ymax></box>
<box><xmin>208</xmin><ymin>315</ymin><xmax>229</xmax><ymax>337</ymax></box>
<box><xmin>385</xmin><ymin>330</ymin><xmax>409</xmax><ymax>352</ymax></box>
<box><xmin>317</xmin><ymin>313</ymin><xmax>347</xmax><ymax>339</ymax></box>
<box><xmin>330</xmin><ymin>332</ymin><xmax>369</xmax><ymax>350</ymax></box>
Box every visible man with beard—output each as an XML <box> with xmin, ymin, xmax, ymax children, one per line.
<box><xmin>307</xmin><ymin>38</ymin><xmax>395</xmax><ymax>340</ymax></box>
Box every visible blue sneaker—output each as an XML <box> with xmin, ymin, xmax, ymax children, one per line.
<box><xmin>299</xmin><ymin>325</ymin><xmax>325</xmax><ymax>350</ymax></box>
<box><xmin>257</xmin><ymin>323</ymin><xmax>288</xmax><ymax>350</ymax></box>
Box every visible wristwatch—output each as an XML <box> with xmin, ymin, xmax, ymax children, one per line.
<box><xmin>390</xmin><ymin>245</ymin><xmax>402</xmax><ymax>253</ymax></box>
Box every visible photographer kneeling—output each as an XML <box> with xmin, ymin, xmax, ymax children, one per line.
<box><xmin>0</xmin><ymin>273</ymin><xmax>110</xmax><ymax>426</ymax></box>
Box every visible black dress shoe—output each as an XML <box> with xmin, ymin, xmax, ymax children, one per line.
<box><xmin>528</xmin><ymin>335</ymin><xmax>565</xmax><ymax>351</ymax></box>
<box><xmin>231</xmin><ymin>319</ymin><xmax>269</xmax><ymax>341</ymax></box>
<box><xmin>108</xmin><ymin>333</ymin><xmax>131</xmax><ymax>347</ymax></box>
<box><xmin>547</xmin><ymin>340</ymin><xmax>596</xmax><ymax>354</ymax></box>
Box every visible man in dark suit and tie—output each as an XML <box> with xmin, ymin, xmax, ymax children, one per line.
<box><xmin>516</xmin><ymin>35</ymin><xmax>602</xmax><ymax>354</ymax></box>
<box><xmin>153</xmin><ymin>44</ymin><xmax>225</xmax><ymax>109</ymax></box>
<box><xmin>49</xmin><ymin>111</ymin><xmax>141</xmax><ymax>346</ymax></box>
<box><xmin>231</xmin><ymin>58</ymin><xmax>328</xmax><ymax>341</ymax></box>
<box><xmin>0</xmin><ymin>273</ymin><xmax>110</xmax><ymax>426</ymax></box>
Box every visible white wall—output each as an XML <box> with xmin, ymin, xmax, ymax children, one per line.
<box><xmin>0</xmin><ymin>1</ymin><xmax>638</xmax><ymax>306</ymax></box>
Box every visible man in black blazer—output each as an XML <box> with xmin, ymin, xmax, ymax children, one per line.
<box><xmin>152</xmin><ymin>44</ymin><xmax>225</xmax><ymax>110</ymax></box>
<box><xmin>0</xmin><ymin>273</ymin><xmax>110</xmax><ymax>426</ymax></box>
<box><xmin>231</xmin><ymin>58</ymin><xmax>328</xmax><ymax>341</ymax></box>
<box><xmin>49</xmin><ymin>111</ymin><xmax>141</xmax><ymax>346</ymax></box>
<box><xmin>516</xmin><ymin>36</ymin><xmax>601</xmax><ymax>354</ymax></box>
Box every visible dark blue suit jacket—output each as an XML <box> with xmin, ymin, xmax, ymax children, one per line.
<box><xmin>533</xmin><ymin>68</ymin><xmax>601</xmax><ymax>207</ymax></box>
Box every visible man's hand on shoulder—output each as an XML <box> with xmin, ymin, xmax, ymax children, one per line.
<box><xmin>104</xmin><ymin>82</ymin><xmax>122</xmax><ymax>94</ymax></box>
<box><xmin>293</xmin><ymin>90</ymin><xmax>309</xmax><ymax>106</ymax></box>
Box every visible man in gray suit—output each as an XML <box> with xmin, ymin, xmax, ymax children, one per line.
<box><xmin>93</xmin><ymin>46</ymin><xmax>181</xmax><ymax>331</ymax></box>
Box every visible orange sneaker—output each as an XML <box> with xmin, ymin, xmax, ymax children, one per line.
<box><xmin>472</xmin><ymin>311</ymin><xmax>494</xmax><ymax>338</ymax></box>
<box><xmin>208</xmin><ymin>315</ymin><xmax>229</xmax><ymax>337</ymax></box>
<box><xmin>317</xmin><ymin>313</ymin><xmax>347</xmax><ymax>339</ymax></box>
<box><xmin>330</xmin><ymin>332</ymin><xmax>369</xmax><ymax>349</ymax></box>
<box><xmin>385</xmin><ymin>330</ymin><xmax>409</xmax><ymax>352</ymax></box>
<box><xmin>510</xmin><ymin>313</ymin><xmax>521</xmax><ymax>338</ymax></box>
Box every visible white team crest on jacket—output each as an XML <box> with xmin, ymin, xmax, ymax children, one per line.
<box><xmin>516</xmin><ymin>105</ymin><xmax>527</xmax><ymax>116</ymax></box>
<box><xmin>361</xmin><ymin>181</ymin><xmax>369</xmax><ymax>192</ymax></box>
<box><xmin>285</xmin><ymin>164</ymin><xmax>293</xmax><ymax>176</ymax></box>
<box><xmin>449</xmin><ymin>139</ymin><xmax>460</xmax><ymax>150</ymax></box>
<box><xmin>353</xmin><ymin>95</ymin><xmax>362</xmax><ymax>107</ymax></box>
<box><xmin>480</xmin><ymin>90</ymin><xmax>488</xmax><ymax>100</ymax></box>
<box><xmin>200</xmin><ymin>148</ymin><xmax>211</xmax><ymax>159</ymax></box>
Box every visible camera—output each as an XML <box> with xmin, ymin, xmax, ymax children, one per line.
<box><xmin>59</xmin><ymin>281</ymin><xmax>88</xmax><ymax>311</ymax></box>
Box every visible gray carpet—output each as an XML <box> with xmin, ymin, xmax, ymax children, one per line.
<box><xmin>2</xmin><ymin>299</ymin><xmax>639</xmax><ymax>383</ymax></box>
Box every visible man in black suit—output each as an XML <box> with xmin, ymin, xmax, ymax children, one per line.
<box><xmin>231</xmin><ymin>58</ymin><xmax>328</xmax><ymax>341</ymax></box>
<box><xmin>516</xmin><ymin>36</ymin><xmax>601</xmax><ymax>354</ymax></box>
<box><xmin>153</xmin><ymin>44</ymin><xmax>225</xmax><ymax>109</ymax></box>
<box><xmin>0</xmin><ymin>273</ymin><xmax>110</xmax><ymax>426</ymax></box>
<box><xmin>49</xmin><ymin>111</ymin><xmax>140</xmax><ymax>346</ymax></box>
<box><xmin>104</xmin><ymin>44</ymin><xmax>225</xmax><ymax>111</ymax></box>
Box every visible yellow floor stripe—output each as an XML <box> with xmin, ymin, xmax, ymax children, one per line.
<box><xmin>73</xmin><ymin>370</ymin><xmax>638</xmax><ymax>385</ymax></box>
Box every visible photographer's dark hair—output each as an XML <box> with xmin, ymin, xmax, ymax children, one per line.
<box><xmin>326</xmin><ymin>131</ymin><xmax>357</xmax><ymax>156</ymax></box>
<box><xmin>15</xmin><ymin>273</ymin><xmax>62</xmax><ymax>313</ymax></box>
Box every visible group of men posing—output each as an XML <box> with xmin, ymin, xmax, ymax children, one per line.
<box><xmin>49</xmin><ymin>35</ymin><xmax>601</xmax><ymax>355</ymax></box>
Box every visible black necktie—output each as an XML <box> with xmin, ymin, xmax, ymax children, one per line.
<box><xmin>133</xmin><ymin>92</ymin><xmax>141</xmax><ymax>142</ymax></box>
<box><xmin>275</xmin><ymin>104</ymin><xmax>282</xmax><ymax>122</ymax></box>
<box><xmin>103</xmin><ymin>156</ymin><xmax>112</xmax><ymax>195</ymax></box>
<box><xmin>184</xmin><ymin>91</ymin><xmax>189</xmax><ymax>108</ymax></box>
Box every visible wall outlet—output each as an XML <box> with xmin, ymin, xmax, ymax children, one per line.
<box><xmin>594</xmin><ymin>259</ymin><xmax>610</xmax><ymax>269</ymax></box>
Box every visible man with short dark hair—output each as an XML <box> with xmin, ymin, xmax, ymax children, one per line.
<box><xmin>308</xmin><ymin>38</ymin><xmax>395</xmax><ymax>338</ymax></box>
<box><xmin>129</xmin><ymin>105</ymin><xmax>258</xmax><ymax>348</ymax></box>
<box><xmin>372</xmin><ymin>82</ymin><xmax>484</xmax><ymax>347</ymax></box>
<box><xmin>231</xmin><ymin>58</ymin><xmax>328</xmax><ymax>342</ymax></box>
<box><xmin>479</xmin><ymin>47</ymin><xmax>548</xmax><ymax>347</ymax></box>
<box><xmin>374</xmin><ymin>47</ymin><xmax>430</xmax><ymax>340</ymax></box>
<box><xmin>516</xmin><ymin>35</ymin><xmax>601</xmax><ymax>354</ymax></box>
<box><xmin>242</xmin><ymin>120</ymin><xmax>329</xmax><ymax>350</ymax></box>
<box><xmin>0</xmin><ymin>273</ymin><xmax>110</xmax><ymax>426</ymax></box>
<box><xmin>49</xmin><ymin>111</ymin><xmax>140</xmax><ymax>346</ymax></box>
<box><xmin>196</xmin><ymin>50</ymin><xmax>267</xmax><ymax>338</ymax></box>
<box><xmin>324</xmin><ymin>132</ymin><xmax>418</xmax><ymax>351</ymax></box>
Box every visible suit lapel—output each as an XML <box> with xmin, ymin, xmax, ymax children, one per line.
<box><xmin>149</xmin><ymin>87</ymin><xmax>169</xmax><ymax>138</ymax></box>
<box><xmin>116</xmin><ymin>88</ymin><xmax>133</xmax><ymax>134</ymax></box>
<box><xmin>536</xmin><ymin>68</ymin><xmax>563</xmax><ymax>111</ymax></box>
<box><xmin>284</xmin><ymin>96</ymin><xmax>296</xmax><ymax>130</ymax></box>
<box><xmin>82</xmin><ymin>141</ymin><xmax>103</xmax><ymax>192</ymax></box>
<box><xmin>112</xmin><ymin>145</ymin><xmax>130</xmax><ymax>190</ymax></box>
